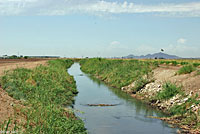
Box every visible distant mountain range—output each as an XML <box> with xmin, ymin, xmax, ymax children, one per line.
<box><xmin>122</xmin><ymin>52</ymin><xmax>181</xmax><ymax>59</ymax></box>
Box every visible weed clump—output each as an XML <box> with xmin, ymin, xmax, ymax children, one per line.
<box><xmin>178</xmin><ymin>65</ymin><xmax>196</xmax><ymax>75</ymax></box>
<box><xmin>193</xmin><ymin>63</ymin><xmax>200</xmax><ymax>67</ymax></box>
<box><xmin>155</xmin><ymin>82</ymin><xmax>181</xmax><ymax>100</ymax></box>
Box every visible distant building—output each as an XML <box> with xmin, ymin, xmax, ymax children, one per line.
<box><xmin>2</xmin><ymin>55</ymin><xmax>8</xmax><ymax>59</ymax></box>
<box><xmin>27</xmin><ymin>56</ymin><xmax>60</xmax><ymax>58</ymax></box>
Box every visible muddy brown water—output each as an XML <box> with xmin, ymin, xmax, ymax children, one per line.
<box><xmin>68</xmin><ymin>63</ymin><xmax>178</xmax><ymax>134</ymax></box>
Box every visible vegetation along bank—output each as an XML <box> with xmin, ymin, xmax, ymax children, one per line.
<box><xmin>0</xmin><ymin>59</ymin><xmax>86</xmax><ymax>134</ymax></box>
<box><xmin>80</xmin><ymin>58</ymin><xmax>200</xmax><ymax>133</ymax></box>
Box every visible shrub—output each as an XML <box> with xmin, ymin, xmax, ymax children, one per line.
<box><xmin>24</xmin><ymin>56</ymin><xmax>28</xmax><ymax>59</ymax></box>
<box><xmin>159</xmin><ymin>61</ymin><xmax>165</xmax><ymax>64</ymax></box>
<box><xmin>180</xmin><ymin>62</ymin><xmax>189</xmax><ymax>65</ymax></box>
<box><xmin>165</xmin><ymin>61</ymin><xmax>170</xmax><ymax>65</ymax></box>
<box><xmin>177</xmin><ymin>65</ymin><xmax>196</xmax><ymax>75</ymax></box>
<box><xmin>171</xmin><ymin>61</ymin><xmax>178</xmax><ymax>66</ymax></box>
<box><xmin>155</xmin><ymin>82</ymin><xmax>181</xmax><ymax>100</ymax></box>
<box><xmin>193</xmin><ymin>63</ymin><xmax>200</xmax><ymax>67</ymax></box>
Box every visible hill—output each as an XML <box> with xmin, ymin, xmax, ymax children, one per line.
<box><xmin>122</xmin><ymin>52</ymin><xmax>181</xmax><ymax>59</ymax></box>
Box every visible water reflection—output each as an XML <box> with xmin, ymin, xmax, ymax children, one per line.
<box><xmin>87</xmin><ymin>74</ymin><xmax>164</xmax><ymax>119</ymax></box>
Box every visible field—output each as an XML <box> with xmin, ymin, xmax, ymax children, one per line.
<box><xmin>0</xmin><ymin>59</ymin><xmax>49</xmax><ymax>76</ymax></box>
<box><xmin>80</xmin><ymin>58</ymin><xmax>200</xmax><ymax>133</ymax></box>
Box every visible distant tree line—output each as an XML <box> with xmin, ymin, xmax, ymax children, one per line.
<box><xmin>0</xmin><ymin>55</ymin><xmax>28</xmax><ymax>59</ymax></box>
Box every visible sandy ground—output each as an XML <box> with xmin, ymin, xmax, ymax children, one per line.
<box><xmin>0</xmin><ymin>59</ymin><xmax>48</xmax><ymax>126</ymax></box>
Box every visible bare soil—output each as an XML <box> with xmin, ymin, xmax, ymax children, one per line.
<box><xmin>0</xmin><ymin>59</ymin><xmax>49</xmax><ymax>127</ymax></box>
<box><xmin>153</xmin><ymin>65</ymin><xmax>200</xmax><ymax>97</ymax></box>
<box><xmin>0</xmin><ymin>59</ymin><xmax>48</xmax><ymax>76</ymax></box>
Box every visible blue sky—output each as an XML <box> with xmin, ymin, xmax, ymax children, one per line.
<box><xmin>0</xmin><ymin>0</ymin><xmax>200</xmax><ymax>58</ymax></box>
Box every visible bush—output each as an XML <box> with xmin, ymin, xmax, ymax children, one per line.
<box><xmin>155</xmin><ymin>82</ymin><xmax>181</xmax><ymax>100</ymax></box>
<box><xmin>180</xmin><ymin>62</ymin><xmax>189</xmax><ymax>65</ymax></box>
<box><xmin>171</xmin><ymin>61</ymin><xmax>178</xmax><ymax>66</ymax></box>
<box><xmin>178</xmin><ymin>65</ymin><xmax>196</xmax><ymax>75</ymax></box>
<box><xmin>193</xmin><ymin>63</ymin><xmax>200</xmax><ymax>67</ymax></box>
<box><xmin>24</xmin><ymin>56</ymin><xmax>28</xmax><ymax>59</ymax></box>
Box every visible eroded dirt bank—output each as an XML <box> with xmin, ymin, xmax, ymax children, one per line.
<box><xmin>122</xmin><ymin>65</ymin><xmax>200</xmax><ymax>133</ymax></box>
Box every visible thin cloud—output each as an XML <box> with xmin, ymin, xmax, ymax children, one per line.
<box><xmin>110</xmin><ymin>41</ymin><xmax>120</xmax><ymax>45</ymax></box>
<box><xmin>177</xmin><ymin>38</ymin><xmax>187</xmax><ymax>44</ymax></box>
<box><xmin>164</xmin><ymin>44</ymin><xmax>199</xmax><ymax>58</ymax></box>
<box><xmin>1</xmin><ymin>0</ymin><xmax>200</xmax><ymax>17</ymax></box>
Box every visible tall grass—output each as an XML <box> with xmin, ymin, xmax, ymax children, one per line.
<box><xmin>0</xmin><ymin>59</ymin><xmax>86</xmax><ymax>134</ymax></box>
<box><xmin>80</xmin><ymin>58</ymin><xmax>155</xmax><ymax>89</ymax></box>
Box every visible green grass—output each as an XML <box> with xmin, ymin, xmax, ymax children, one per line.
<box><xmin>80</xmin><ymin>58</ymin><xmax>155</xmax><ymax>89</ymax></box>
<box><xmin>177</xmin><ymin>65</ymin><xmax>196</xmax><ymax>75</ymax></box>
<box><xmin>0</xmin><ymin>59</ymin><xmax>86</xmax><ymax>134</ymax></box>
<box><xmin>155</xmin><ymin>82</ymin><xmax>181</xmax><ymax>100</ymax></box>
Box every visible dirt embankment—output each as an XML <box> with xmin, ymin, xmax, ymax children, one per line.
<box><xmin>122</xmin><ymin>65</ymin><xmax>200</xmax><ymax>133</ymax></box>
<box><xmin>0</xmin><ymin>59</ymin><xmax>48</xmax><ymax>126</ymax></box>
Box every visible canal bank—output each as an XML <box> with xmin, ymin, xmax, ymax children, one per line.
<box><xmin>68</xmin><ymin>63</ymin><xmax>178</xmax><ymax>134</ymax></box>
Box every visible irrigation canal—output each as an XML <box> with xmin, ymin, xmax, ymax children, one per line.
<box><xmin>68</xmin><ymin>63</ymin><xmax>178</xmax><ymax>134</ymax></box>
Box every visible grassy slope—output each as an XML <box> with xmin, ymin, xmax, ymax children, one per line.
<box><xmin>80</xmin><ymin>58</ymin><xmax>155</xmax><ymax>89</ymax></box>
<box><xmin>0</xmin><ymin>59</ymin><xmax>86</xmax><ymax>134</ymax></box>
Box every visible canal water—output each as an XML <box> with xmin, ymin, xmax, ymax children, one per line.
<box><xmin>68</xmin><ymin>63</ymin><xmax>178</xmax><ymax>134</ymax></box>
